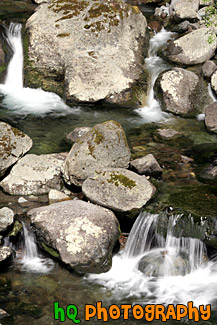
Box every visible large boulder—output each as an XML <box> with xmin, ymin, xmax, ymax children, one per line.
<box><xmin>155</xmin><ymin>68</ymin><xmax>210</xmax><ymax>116</ymax></box>
<box><xmin>28</xmin><ymin>200</ymin><xmax>119</xmax><ymax>273</ymax></box>
<box><xmin>0</xmin><ymin>153</ymin><xmax>65</xmax><ymax>195</ymax></box>
<box><xmin>169</xmin><ymin>0</ymin><xmax>200</xmax><ymax>22</ymax></box>
<box><xmin>0</xmin><ymin>122</ymin><xmax>32</xmax><ymax>178</ymax></box>
<box><xmin>205</xmin><ymin>101</ymin><xmax>217</xmax><ymax>133</ymax></box>
<box><xmin>82</xmin><ymin>168</ymin><xmax>156</xmax><ymax>217</ymax></box>
<box><xmin>62</xmin><ymin>121</ymin><xmax>131</xmax><ymax>187</ymax></box>
<box><xmin>162</xmin><ymin>28</ymin><xmax>217</xmax><ymax>65</ymax></box>
<box><xmin>211</xmin><ymin>70</ymin><xmax>217</xmax><ymax>95</ymax></box>
<box><xmin>0</xmin><ymin>207</ymin><xmax>14</xmax><ymax>233</ymax></box>
<box><xmin>26</xmin><ymin>0</ymin><xmax>148</xmax><ymax>107</ymax></box>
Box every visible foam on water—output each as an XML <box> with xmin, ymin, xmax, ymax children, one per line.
<box><xmin>88</xmin><ymin>212</ymin><xmax>217</xmax><ymax>307</ymax></box>
<box><xmin>0</xmin><ymin>23</ymin><xmax>75</xmax><ymax>116</ymax></box>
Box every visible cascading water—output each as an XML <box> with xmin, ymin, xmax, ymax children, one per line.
<box><xmin>0</xmin><ymin>23</ymin><xmax>74</xmax><ymax>115</ymax></box>
<box><xmin>88</xmin><ymin>211</ymin><xmax>217</xmax><ymax>307</ymax></box>
<box><xmin>20</xmin><ymin>223</ymin><xmax>54</xmax><ymax>273</ymax></box>
<box><xmin>136</xmin><ymin>28</ymin><xmax>174</xmax><ymax>122</ymax></box>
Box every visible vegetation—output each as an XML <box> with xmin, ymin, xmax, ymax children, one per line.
<box><xmin>202</xmin><ymin>3</ymin><xmax>217</xmax><ymax>44</ymax></box>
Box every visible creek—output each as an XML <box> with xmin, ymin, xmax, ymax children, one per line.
<box><xmin>1</xmin><ymin>4</ymin><xmax>217</xmax><ymax>324</ymax></box>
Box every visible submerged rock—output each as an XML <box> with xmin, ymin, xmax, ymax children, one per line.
<box><xmin>28</xmin><ymin>200</ymin><xmax>119</xmax><ymax>273</ymax></box>
<box><xmin>155</xmin><ymin>68</ymin><xmax>207</xmax><ymax>116</ymax></box>
<box><xmin>82</xmin><ymin>168</ymin><xmax>156</xmax><ymax>217</ymax></box>
<box><xmin>65</xmin><ymin>127</ymin><xmax>91</xmax><ymax>144</ymax></box>
<box><xmin>26</xmin><ymin>0</ymin><xmax>148</xmax><ymax>107</ymax></box>
<box><xmin>0</xmin><ymin>207</ymin><xmax>14</xmax><ymax>233</ymax></box>
<box><xmin>157</xmin><ymin>128</ymin><xmax>182</xmax><ymax>139</ymax></box>
<box><xmin>0</xmin><ymin>153</ymin><xmax>65</xmax><ymax>195</ymax></box>
<box><xmin>62</xmin><ymin>121</ymin><xmax>131</xmax><ymax>187</ymax></box>
<box><xmin>0</xmin><ymin>122</ymin><xmax>32</xmax><ymax>178</ymax></box>
<box><xmin>205</xmin><ymin>102</ymin><xmax>217</xmax><ymax>133</ymax></box>
<box><xmin>130</xmin><ymin>154</ymin><xmax>162</xmax><ymax>178</ymax></box>
<box><xmin>162</xmin><ymin>28</ymin><xmax>217</xmax><ymax>65</ymax></box>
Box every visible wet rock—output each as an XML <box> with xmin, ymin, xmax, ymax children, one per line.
<box><xmin>26</xmin><ymin>0</ymin><xmax>148</xmax><ymax>107</ymax></box>
<box><xmin>82</xmin><ymin>168</ymin><xmax>156</xmax><ymax>217</ymax></box>
<box><xmin>157</xmin><ymin>128</ymin><xmax>182</xmax><ymax>139</ymax></box>
<box><xmin>0</xmin><ymin>307</ymin><xmax>9</xmax><ymax>320</ymax></box>
<box><xmin>155</xmin><ymin>68</ymin><xmax>205</xmax><ymax>116</ymax></box>
<box><xmin>0</xmin><ymin>207</ymin><xmax>14</xmax><ymax>233</ymax></box>
<box><xmin>162</xmin><ymin>28</ymin><xmax>217</xmax><ymax>65</ymax></box>
<box><xmin>205</xmin><ymin>102</ymin><xmax>217</xmax><ymax>133</ymax></box>
<box><xmin>154</xmin><ymin>6</ymin><xmax>169</xmax><ymax>18</ymax></box>
<box><xmin>0</xmin><ymin>43</ymin><xmax>5</xmax><ymax>66</ymax></box>
<box><xmin>48</xmin><ymin>189</ymin><xmax>71</xmax><ymax>204</ymax></box>
<box><xmin>0</xmin><ymin>122</ymin><xmax>33</xmax><ymax>178</ymax></box>
<box><xmin>201</xmin><ymin>164</ymin><xmax>217</xmax><ymax>180</ymax></box>
<box><xmin>169</xmin><ymin>0</ymin><xmax>200</xmax><ymax>22</ymax></box>
<box><xmin>65</xmin><ymin>127</ymin><xmax>91</xmax><ymax>144</ymax></box>
<box><xmin>0</xmin><ymin>246</ymin><xmax>14</xmax><ymax>265</ymax></box>
<box><xmin>0</xmin><ymin>153</ymin><xmax>65</xmax><ymax>195</ymax></box>
<box><xmin>202</xmin><ymin>60</ymin><xmax>217</xmax><ymax>81</ymax></box>
<box><xmin>28</xmin><ymin>200</ymin><xmax>119</xmax><ymax>273</ymax></box>
<box><xmin>62</xmin><ymin>121</ymin><xmax>131</xmax><ymax>187</ymax></box>
<box><xmin>174</xmin><ymin>21</ymin><xmax>199</xmax><ymax>33</ymax></box>
<box><xmin>211</xmin><ymin>70</ymin><xmax>217</xmax><ymax>95</ymax></box>
<box><xmin>130</xmin><ymin>154</ymin><xmax>162</xmax><ymax>178</ymax></box>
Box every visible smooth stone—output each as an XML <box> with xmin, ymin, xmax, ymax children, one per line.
<box><xmin>130</xmin><ymin>154</ymin><xmax>162</xmax><ymax>177</ymax></box>
<box><xmin>48</xmin><ymin>189</ymin><xmax>71</xmax><ymax>204</ymax></box>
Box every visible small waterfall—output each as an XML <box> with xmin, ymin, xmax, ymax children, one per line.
<box><xmin>4</xmin><ymin>23</ymin><xmax>23</xmax><ymax>89</ymax></box>
<box><xmin>0</xmin><ymin>22</ymin><xmax>73</xmax><ymax>115</ymax></box>
<box><xmin>136</xmin><ymin>28</ymin><xmax>174</xmax><ymax>122</ymax></box>
<box><xmin>21</xmin><ymin>223</ymin><xmax>54</xmax><ymax>273</ymax></box>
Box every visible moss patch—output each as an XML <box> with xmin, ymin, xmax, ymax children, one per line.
<box><xmin>42</xmin><ymin>242</ymin><xmax>60</xmax><ymax>258</ymax></box>
<box><xmin>107</xmin><ymin>171</ymin><xmax>136</xmax><ymax>189</ymax></box>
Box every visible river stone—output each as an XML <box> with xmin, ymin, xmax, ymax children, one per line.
<box><xmin>202</xmin><ymin>60</ymin><xmax>217</xmax><ymax>80</ymax></box>
<box><xmin>62</xmin><ymin>121</ymin><xmax>131</xmax><ymax>187</ymax></box>
<box><xmin>0</xmin><ymin>246</ymin><xmax>13</xmax><ymax>265</ymax></box>
<box><xmin>162</xmin><ymin>28</ymin><xmax>217</xmax><ymax>66</ymax></box>
<box><xmin>130</xmin><ymin>154</ymin><xmax>162</xmax><ymax>178</ymax></box>
<box><xmin>48</xmin><ymin>189</ymin><xmax>71</xmax><ymax>204</ymax></box>
<box><xmin>157</xmin><ymin>129</ymin><xmax>182</xmax><ymax>139</ymax></box>
<box><xmin>155</xmin><ymin>68</ymin><xmax>202</xmax><ymax>116</ymax></box>
<box><xmin>82</xmin><ymin>168</ymin><xmax>156</xmax><ymax>217</ymax></box>
<box><xmin>205</xmin><ymin>102</ymin><xmax>217</xmax><ymax>133</ymax></box>
<box><xmin>28</xmin><ymin>200</ymin><xmax>119</xmax><ymax>273</ymax></box>
<box><xmin>211</xmin><ymin>70</ymin><xmax>217</xmax><ymax>95</ymax></box>
<box><xmin>0</xmin><ymin>153</ymin><xmax>65</xmax><ymax>195</ymax></box>
<box><xmin>65</xmin><ymin>127</ymin><xmax>91</xmax><ymax>144</ymax></box>
<box><xmin>0</xmin><ymin>122</ymin><xmax>33</xmax><ymax>178</ymax></box>
<box><xmin>26</xmin><ymin>0</ymin><xmax>148</xmax><ymax>107</ymax></box>
<box><xmin>0</xmin><ymin>207</ymin><xmax>14</xmax><ymax>233</ymax></box>
<box><xmin>169</xmin><ymin>0</ymin><xmax>200</xmax><ymax>22</ymax></box>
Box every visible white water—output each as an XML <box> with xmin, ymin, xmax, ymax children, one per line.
<box><xmin>21</xmin><ymin>223</ymin><xmax>54</xmax><ymax>274</ymax></box>
<box><xmin>0</xmin><ymin>23</ymin><xmax>74</xmax><ymax>115</ymax></box>
<box><xmin>88</xmin><ymin>212</ymin><xmax>217</xmax><ymax>306</ymax></box>
<box><xmin>136</xmin><ymin>28</ymin><xmax>174</xmax><ymax>123</ymax></box>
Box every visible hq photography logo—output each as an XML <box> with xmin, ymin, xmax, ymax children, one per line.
<box><xmin>53</xmin><ymin>301</ymin><xmax>211</xmax><ymax>323</ymax></box>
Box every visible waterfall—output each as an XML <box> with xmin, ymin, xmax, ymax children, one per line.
<box><xmin>88</xmin><ymin>211</ymin><xmax>217</xmax><ymax>306</ymax></box>
<box><xmin>4</xmin><ymin>23</ymin><xmax>23</xmax><ymax>89</ymax></box>
<box><xmin>21</xmin><ymin>223</ymin><xmax>54</xmax><ymax>273</ymax></box>
<box><xmin>136</xmin><ymin>28</ymin><xmax>174</xmax><ymax>122</ymax></box>
<box><xmin>0</xmin><ymin>22</ymin><xmax>73</xmax><ymax>115</ymax></box>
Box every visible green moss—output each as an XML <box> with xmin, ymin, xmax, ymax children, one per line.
<box><xmin>87</xmin><ymin>141</ymin><xmax>96</xmax><ymax>159</ymax></box>
<box><xmin>42</xmin><ymin>243</ymin><xmax>60</xmax><ymax>258</ymax></box>
<box><xmin>107</xmin><ymin>171</ymin><xmax>136</xmax><ymax>189</ymax></box>
<box><xmin>9</xmin><ymin>221</ymin><xmax>23</xmax><ymax>237</ymax></box>
<box><xmin>91</xmin><ymin>127</ymin><xmax>105</xmax><ymax>144</ymax></box>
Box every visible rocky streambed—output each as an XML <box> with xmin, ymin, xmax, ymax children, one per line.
<box><xmin>1</xmin><ymin>0</ymin><xmax>217</xmax><ymax>324</ymax></box>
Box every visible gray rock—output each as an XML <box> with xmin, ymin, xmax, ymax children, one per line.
<box><xmin>0</xmin><ymin>153</ymin><xmax>65</xmax><ymax>195</ymax></box>
<box><xmin>175</xmin><ymin>21</ymin><xmax>199</xmax><ymax>33</ymax></box>
<box><xmin>130</xmin><ymin>154</ymin><xmax>162</xmax><ymax>177</ymax></box>
<box><xmin>26</xmin><ymin>0</ymin><xmax>148</xmax><ymax>107</ymax></box>
<box><xmin>0</xmin><ymin>246</ymin><xmax>13</xmax><ymax>265</ymax></box>
<box><xmin>169</xmin><ymin>0</ymin><xmax>200</xmax><ymax>22</ymax></box>
<box><xmin>205</xmin><ymin>101</ymin><xmax>217</xmax><ymax>133</ymax></box>
<box><xmin>202</xmin><ymin>60</ymin><xmax>217</xmax><ymax>80</ymax></box>
<box><xmin>62</xmin><ymin>121</ymin><xmax>131</xmax><ymax>187</ymax></box>
<box><xmin>211</xmin><ymin>70</ymin><xmax>217</xmax><ymax>95</ymax></box>
<box><xmin>65</xmin><ymin>127</ymin><xmax>91</xmax><ymax>144</ymax></box>
<box><xmin>48</xmin><ymin>189</ymin><xmax>71</xmax><ymax>204</ymax></box>
<box><xmin>201</xmin><ymin>165</ymin><xmax>217</xmax><ymax>180</ymax></box>
<box><xmin>0</xmin><ymin>207</ymin><xmax>14</xmax><ymax>233</ymax></box>
<box><xmin>28</xmin><ymin>200</ymin><xmax>119</xmax><ymax>273</ymax></box>
<box><xmin>82</xmin><ymin>168</ymin><xmax>156</xmax><ymax>217</ymax></box>
<box><xmin>162</xmin><ymin>28</ymin><xmax>217</xmax><ymax>65</ymax></box>
<box><xmin>155</xmin><ymin>68</ymin><xmax>205</xmax><ymax>116</ymax></box>
<box><xmin>157</xmin><ymin>128</ymin><xmax>182</xmax><ymax>139</ymax></box>
<box><xmin>0</xmin><ymin>122</ymin><xmax>32</xmax><ymax>178</ymax></box>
